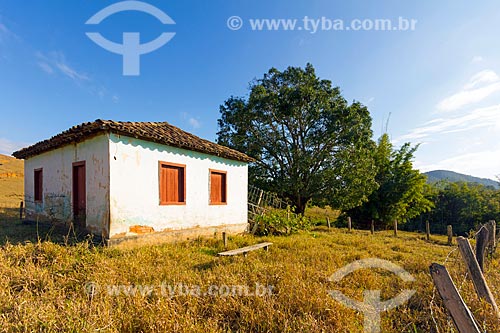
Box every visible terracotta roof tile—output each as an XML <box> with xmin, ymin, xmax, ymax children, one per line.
<box><xmin>12</xmin><ymin>119</ymin><xmax>253</xmax><ymax>162</ymax></box>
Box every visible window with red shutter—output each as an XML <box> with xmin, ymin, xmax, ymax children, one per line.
<box><xmin>159</xmin><ymin>162</ymin><xmax>186</xmax><ymax>205</ymax></box>
<box><xmin>210</xmin><ymin>170</ymin><xmax>227</xmax><ymax>205</ymax></box>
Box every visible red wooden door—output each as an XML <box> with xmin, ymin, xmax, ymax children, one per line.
<box><xmin>72</xmin><ymin>162</ymin><xmax>86</xmax><ymax>224</ymax></box>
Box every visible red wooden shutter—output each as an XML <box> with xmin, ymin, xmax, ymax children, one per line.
<box><xmin>210</xmin><ymin>171</ymin><xmax>226</xmax><ymax>204</ymax></box>
<box><xmin>160</xmin><ymin>163</ymin><xmax>185</xmax><ymax>204</ymax></box>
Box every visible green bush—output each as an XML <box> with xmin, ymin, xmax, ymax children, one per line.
<box><xmin>253</xmin><ymin>208</ymin><xmax>311</xmax><ymax>236</ymax></box>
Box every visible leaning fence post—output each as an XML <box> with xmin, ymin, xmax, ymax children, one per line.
<box><xmin>326</xmin><ymin>216</ymin><xmax>331</xmax><ymax>229</ymax></box>
<box><xmin>426</xmin><ymin>220</ymin><xmax>430</xmax><ymax>241</ymax></box>
<box><xmin>19</xmin><ymin>201</ymin><xmax>23</xmax><ymax>221</ymax></box>
<box><xmin>429</xmin><ymin>263</ymin><xmax>481</xmax><ymax>333</ymax></box>
<box><xmin>475</xmin><ymin>226</ymin><xmax>489</xmax><ymax>272</ymax></box>
<box><xmin>456</xmin><ymin>236</ymin><xmax>500</xmax><ymax>318</ymax></box>
<box><xmin>447</xmin><ymin>225</ymin><xmax>453</xmax><ymax>245</ymax></box>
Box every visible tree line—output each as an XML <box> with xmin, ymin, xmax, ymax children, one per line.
<box><xmin>216</xmin><ymin>63</ymin><xmax>498</xmax><ymax>234</ymax></box>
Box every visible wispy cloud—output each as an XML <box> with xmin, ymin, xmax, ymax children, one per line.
<box><xmin>0</xmin><ymin>138</ymin><xmax>30</xmax><ymax>155</ymax></box>
<box><xmin>395</xmin><ymin>104</ymin><xmax>500</xmax><ymax>143</ymax></box>
<box><xmin>189</xmin><ymin>117</ymin><xmax>201</xmax><ymax>129</ymax></box>
<box><xmin>471</xmin><ymin>55</ymin><xmax>484</xmax><ymax>64</ymax></box>
<box><xmin>437</xmin><ymin>69</ymin><xmax>500</xmax><ymax>112</ymax></box>
<box><xmin>415</xmin><ymin>149</ymin><xmax>500</xmax><ymax>180</ymax></box>
<box><xmin>36</xmin><ymin>51</ymin><xmax>89</xmax><ymax>83</ymax></box>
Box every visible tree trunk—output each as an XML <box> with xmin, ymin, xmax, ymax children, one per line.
<box><xmin>291</xmin><ymin>196</ymin><xmax>309</xmax><ymax>215</ymax></box>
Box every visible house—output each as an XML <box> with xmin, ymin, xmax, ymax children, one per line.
<box><xmin>13</xmin><ymin>120</ymin><xmax>253</xmax><ymax>244</ymax></box>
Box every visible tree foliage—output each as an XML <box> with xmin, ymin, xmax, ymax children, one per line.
<box><xmin>217</xmin><ymin>64</ymin><xmax>377</xmax><ymax>214</ymax></box>
<box><xmin>405</xmin><ymin>181</ymin><xmax>500</xmax><ymax>235</ymax></box>
<box><xmin>347</xmin><ymin>134</ymin><xmax>433</xmax><ymax>227</ymax></box>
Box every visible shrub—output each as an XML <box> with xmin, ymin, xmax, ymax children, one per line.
<box><xmin>253</xmin><ymin>208</ymin><xmax>311</xmax><ymax>236</ymax></box>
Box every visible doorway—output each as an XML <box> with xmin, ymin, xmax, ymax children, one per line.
<box><xmin>72</xmin><ymin>161</ymin><xmax>86</xmax><ymax>226</ymax></box>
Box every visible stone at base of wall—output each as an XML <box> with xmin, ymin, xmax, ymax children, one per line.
<box><xmin>106</xmin><ymin>223</ymin><xmax>249</xmax><ymax>247</ymax></box>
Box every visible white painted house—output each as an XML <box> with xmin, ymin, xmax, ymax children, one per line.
<box><xmin>13</xmin><ymin>120</ymin><xmax>252</xmax><ymax>244</ymax></box>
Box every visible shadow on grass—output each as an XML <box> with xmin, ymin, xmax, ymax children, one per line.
<box><xmin>0</xmin><ymin>208</ymin><xmax>103</xmax><ymax>246</ymax></box>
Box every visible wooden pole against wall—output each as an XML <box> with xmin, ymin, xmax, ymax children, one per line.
<box><xmin>370</xmin><ymin>220</ymin><xmax>375</xmax><ymax>235</ymax></box>
<box><xmin>457</xmin><ymin>237</ymin><xmax>500</xmax><ymax>318</ymax></box>
<box><xmin>347</xmin><ymin>217</ymin><xmax>352</xmax><ymax>232</ymax></box>
<box><xmin>447</xmin><ymin>225</ymin><xmax>453</xmax><ymax>245</ymax></box>
<box><xmin>19</xmin><ymin>201</ymin><xmax>23</xmax><ymax>221</ymax></box>
<box><xmin>426</xmin><ymin>220</ymin><xmax>430</xmax><ymax>241</ymax></box>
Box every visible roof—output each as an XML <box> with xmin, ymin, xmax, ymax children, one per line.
<box><xmin>12</xmin><ymin>119</ymin><xmax>253</xmax><ymax>162</ymax></box>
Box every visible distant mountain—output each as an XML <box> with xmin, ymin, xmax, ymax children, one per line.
<box><xmin>424</xmin><ymin>170</ymin><xmax>499</xmax><ymax>189</ymax></box>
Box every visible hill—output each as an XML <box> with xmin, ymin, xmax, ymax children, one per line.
<box><xmin>424</xmin><ymin>170</ymin><xmax>499</xmax><ymax>188</ymax></box>
<box><xmin>0</xmin><ymin>154</ymin><xmax>24</xmax><ymax>206</ymax></box>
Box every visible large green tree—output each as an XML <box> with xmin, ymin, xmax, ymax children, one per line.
<box><xmin>217</xmin><ymin>64</ymin><xmax>377</xmax><ymax>214</ymax></box>
<box><xmin>347</xmin><ymin>133</ymin><xmax>433</xmax><ymax>227</ymax></box>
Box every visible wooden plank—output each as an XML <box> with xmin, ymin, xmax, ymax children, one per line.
<box><xmin>218</xmin><ymin>242</ymin><xmax>273</xmax><ymax>256</ymax></box>
<box><xmin>429</xmin><ymin>263</ymin><xmax>481</xmax><ymax>333</ymax></box>
<box><xmin>457</xmin><ymin>236</ymin><xmax>500</xmax><ymax>318</ymax></box>
<box><xmin>475</xmin><ymin>226</ymin><xmax>489</xmax><ymax>272</ymax></box>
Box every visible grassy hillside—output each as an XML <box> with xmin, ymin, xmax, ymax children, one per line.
<box><xmin>0</xmin><ymin>220</ymin><xmax>496</xmax><ymax>332</ymax></box>
<box><xmin>0</xmin><ymin>154</ymin><xmax>23</xmax><ymax>207</ymax></box>
<box><xmin>425</xmin><ymin>170</ymin><xmax>499</xmax><ymax>188</ymax></box>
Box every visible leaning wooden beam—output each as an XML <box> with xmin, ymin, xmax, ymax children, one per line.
<box><xmin>429</xmin><ymin>263</ymin><xmax>481</xmax><ymax>333</ymax></box>
<box><xmin>456</xmin><ymin>236</ymin><xmax>500</xmax><ymax>318</ymax></box>
<box><xmin>475</xmin><ymin>226</ymin><xmax>489</xmax><ymax>272</ymax></box>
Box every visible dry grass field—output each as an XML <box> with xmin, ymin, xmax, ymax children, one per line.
<box><xmin>0</xmin><ymin>209</ymin><xmax>497</xmax><ymax>333</ymax></box>
<box><xmin>0</xmin><ymin>154</ymin><xmax>23</xmax><ymax>207</ymax></box>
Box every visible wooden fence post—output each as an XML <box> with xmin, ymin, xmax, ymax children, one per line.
<box><xmin>222</xmin><ymin>232</ymin><xmax>228</xmax><ymax>250</ymax></box>
<box><xmin>426</xmin><ymin>220</ymin><xmax>430</xmax><ymax>241</ymax></box>
<box><xmin>371</xmin><ymin>220</ymin><xmax>375</xmax><ymax>235</ymax></box>
<box><xmin>347</xmin><ymin>217</ymin><xmax>352</xmax><ymax>232</ymax></box>
<box><xmin>19</xmin><ymin>201</ymin><xmax>23</xmax><ymax>221</ymax></box>
<box><xmin>447</xmin><ymin>225</ymin><xmax>453</xmax><ymax>245</ymax></box>
<box><xmin>326</xmin><ymin>216</ymin><xmax>331</xmax><ymax>229</ymax></box>
<box><xmin>486</xmin><ymin>220</ymin><xmax>496</xmax><ymax>254</ymax></box>
<box><xmin>475</xmin><ymin>226</ymin><xmax>489</xmax><ymax>272</ymax></box>
<box><xmin>429</xmin><ymin>263</ymin><xmax>481</xmax><ymax>333</ymax></box>
<box><xmin>457</xmin><ymin>237</ymin><xmax>500</xmax><ymax>318</ymax></box>
<box><xmin>393</xmin><ymin>220</ymin><xmax>398</xmax><ymax>237</ymax></box>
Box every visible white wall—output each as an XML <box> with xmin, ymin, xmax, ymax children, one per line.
<box><xmin>24</xmin><ymin>134</ymin><xmax>110</xmax><ymax>236</ymax></box>
<box><xmin>108</xmin><ymin>134</ymin><xmax>248</xmax><ymax>238</ymax></box>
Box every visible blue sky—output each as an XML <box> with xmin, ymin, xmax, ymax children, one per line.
<box><xmin>1</xmin><ymin>1</ymin><xmax>500</xmax><ymax>179</ymax></box>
